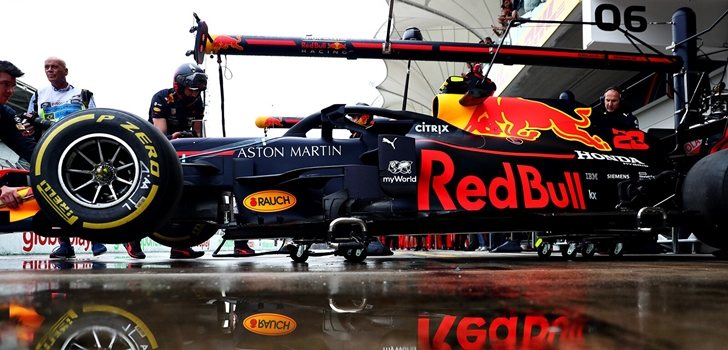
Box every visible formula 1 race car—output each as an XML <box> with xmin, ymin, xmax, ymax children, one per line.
<box><xmin>12</xmin><ymin>12</ymin><xmax>728</xmax><ymax>262</ymax></box>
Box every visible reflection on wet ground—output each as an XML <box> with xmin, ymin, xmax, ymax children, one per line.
<box><xmin>1</xmin><ymin>252</ymin><xmax>728</xmax><ymax>349</ymax></box>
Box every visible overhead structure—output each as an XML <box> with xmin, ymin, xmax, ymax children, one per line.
<box><xmin>375</xmin><ymin>0</ymin><xmax>503</xmax><ymax>114</ymax></box>
<box><xmin>376</xmin><ymin>0</ymin><xmax>728</xmax><ymax>120</ymax></box>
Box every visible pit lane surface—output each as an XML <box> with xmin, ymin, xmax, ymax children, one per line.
<box><xmin>1</xmin><ymin>251</ymin><xmax>727</xmax><ymax>349</ymax></box>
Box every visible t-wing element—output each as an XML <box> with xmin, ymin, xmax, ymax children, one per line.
<box><xmin>255</xmin><ymin>116</ymin><xmax>304</xmax><ymax>129</ymax></box>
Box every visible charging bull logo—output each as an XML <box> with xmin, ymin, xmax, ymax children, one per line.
<box><xmin>255</xmin><ymin>116</ymin><xmax>284</xmax><ymax>128</ymax></box>
<box><xmin>209</xmin><ymin>35</ymin><xmax>244</xmax><ymax>52</ymax></box>
<box><xmin>328</xmin><ymin>42</ymin><xmax>346</xmax><ymax>50</ymax></box>
<box><xmin>463</xmin><ymin>97</ymin><xmax>611</xmax><ymax>151</ymax></box>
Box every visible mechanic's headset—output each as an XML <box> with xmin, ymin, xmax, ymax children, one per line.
<box><xmin>173</xmin><ymin>74</ymin><xmax>183</xmax><ymax>93</ymax></box>
<box><xmin>600</xmin><ymin>86</ymin><xmax>623</xmax><ymax>106</ymax></box>
<box><xmin>173</xmin><ymin>63</ymin><xmax>205</xmax><ymax>93</ymax></box>
<box><xmin>173</xmin><ymin>72</ymin><xmax>194</xmax><ymax>93</ymax></box>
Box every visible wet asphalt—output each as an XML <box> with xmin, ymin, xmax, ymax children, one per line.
<box><xmin>1</xmin><ymin>250</ymin><xmax>727</xmax><ymax>349</ymax></box>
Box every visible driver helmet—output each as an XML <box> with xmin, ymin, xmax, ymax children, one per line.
<box><xmin>350</xmin><ymin>102</ymin><xmax>373</xmax><ymax>126</ymax></box>
<box><xmin>173</xmin><ymin>63</ymin><xmax>207</xmax><ymax>93</ymax></box>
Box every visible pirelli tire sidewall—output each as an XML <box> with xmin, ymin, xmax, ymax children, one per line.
<box><xmin>29</xmin><ymin>108</ymin><xmax>183</xmax><ymax>242</ymax></box>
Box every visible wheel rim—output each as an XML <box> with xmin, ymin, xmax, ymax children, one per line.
<box><xmin>57</xmin><ymin>133</ymin><xmax>140</xmax><ymax>209</ymax></box>
<box><xmin>62</xmin><ymin>325</ymin><xmax>138</xmax><ymax>349</ymax></box>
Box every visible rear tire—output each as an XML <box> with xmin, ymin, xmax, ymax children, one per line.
<box><xmin>682</xmin><ymin>149</ymin><xmax>728</xmax><ymax>250</ymax></box>
<box><xmin>29</xmin><ymin>108</ymin><xmax>183</xmax><ymax>243</ymax></box>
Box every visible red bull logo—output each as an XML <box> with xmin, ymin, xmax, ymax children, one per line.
<box><xmin>255</xmin><ymin>116</ymin><xmax>284</xmax><ymax>128</ymax></box>
<box><xmin>328</xmin><ymin>42</ymin><xmax>346</xmax><ymax>50</ymax></box>
<box><xmin>467</xmin><ymin>97</ymin><xmax>610</xmax><ymax>151</ymax></box>
<box><xmin>436</xmin><ymin>95</ymin><xmax>611</xmax><ymax>151</ymax></box>
<box><xmin>208</xmin><ymin>35</ymin><xmax>244</xmax><ymax>53</ymax></box>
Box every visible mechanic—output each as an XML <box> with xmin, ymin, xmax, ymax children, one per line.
<box><xmin>595</xmin><ymin>86</ymin><xmax>639</xmax><ymax>130</ymax></box>
<box><xmin>26</xmin><ymin>57</ymin><xmax>107</xmax><ymax>259</ymax></box>
<box><xmin>463</xmin><ymin>61</ymin><xmax>484</xmax><ymax>89</ymax></box>
<box><xmin>384</xmin><ymin>234</ymin><xmax>399</xmax><ymax>252</ymax></box>
<box><xmin>474</xmin><ymin>233</ymin><xmax>488</xmax><ymax>251</ymax></box>
<box><xmin>124</xmin><ymin>63</ymin><xmax>254</xmax><ymax>258</ymax></box>
<box><xmin>0</xmin><ymin>61</ymin><xmax>36</xmax><ymax>208</ymax></box>
<box><xmin>234</xmin><ymin>239</ymin><xmax>255</xmax><ymax>256</ymax></box>
<box><xmin>462</xmin><ymin>38</ymin><xmax>493</xmax><ymax>88</ymax></box>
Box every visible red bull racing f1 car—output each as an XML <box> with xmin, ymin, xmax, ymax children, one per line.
<box><xmin>6</xmin><ymin>12</ymin><xmax>728</xmax><ymax>262</ymax></box>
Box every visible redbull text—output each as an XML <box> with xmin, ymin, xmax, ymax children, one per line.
<box><xmin>417</xmin><ymin>314</ymin><xmax>585</xmax><ymax>350</ymax></box>
<box><xmin>301</xmin><ymin>41</ymin><xmax>347</xmax><ymax>55</ymax></box>
<box><xmin>418</xmin><ymin>150</ymin><xmax>586</xmax><ymax>211</ymax></box>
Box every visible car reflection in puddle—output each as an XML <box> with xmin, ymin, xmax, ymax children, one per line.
<box><xmin>1</xmin><ymin>273</ymin><xmax>662</xmax><ymax>350</ymax></box>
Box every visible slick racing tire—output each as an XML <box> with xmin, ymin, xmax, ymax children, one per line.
<box><xmin>682</xmin><ymin>149</ymin><xmax>728</xmax><ymax>250</ymax></box>
<box><xmin>29</xmin><ymin>108</ymin><xmax>183</xmax><ymax>243</ymax></box>
<box><xmin>35</xmin><ymin>304</ymin><xmax>159</xmax><ymax>350</ymax></box>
